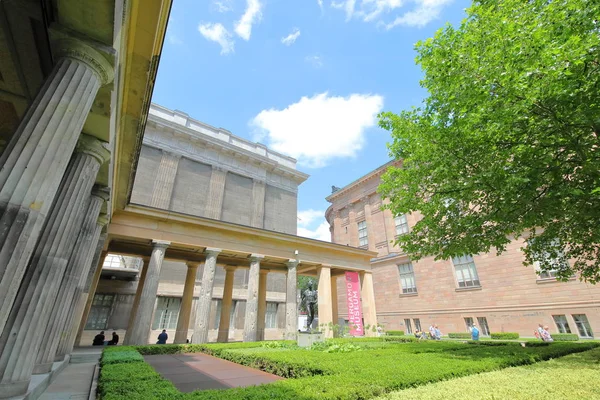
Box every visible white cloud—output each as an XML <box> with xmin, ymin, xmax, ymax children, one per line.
<box><xmin>213</xmin><ymin>0</ymin><xmax>233</xmax><ymax>12</ymax></box>
<box><xmin>251</xmin><ymin>92</ymin><xmax>384</xmax><ymax>167</ymax></box>
<box><xmin>281</xmin><ymin>28</ymin><xmax>301</xmax><ymax>46</ymax></box>
<box><xmin>305</xmin><ymin>55</ymin><xmax>324</xmax><ymax>68</ymax></box>
<box><xmin>332</xmin><ymin>0</ymin><xmax>453</xmax><ymax>28</ymax></box>
<box><xmin>383</xmin><ymin>0</ymin><xmax>452</xmax><ymax>28</ymax></box>
<box><xmin>198</xmin><ymin>23</ymin><xmax>235</xmax><ymax>54</ymax></box>
<box><xmin>235</xmin><ymin>0</ymin><xmax>263</xmax><ymax>40</ymax></box>
<box><xmin>167</xmin><ymin>33</ymin><xmax>183</xmax><ymax>45</ymax></box>
<box><xmin>317</xmin><ymin>0</ymin><xmax>324</xmax><ymax>9</ymax></box>
<box><xmin>297</xmin><ymin>210</ymin><xmax>331</xmax><ymax>242</ymax></box>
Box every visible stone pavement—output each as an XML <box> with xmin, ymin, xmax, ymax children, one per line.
<box><xmin>38</xmin><ymin>363</ymin><xmax>96</xmax><ymax>400</ymax></box>
<box><xmin>144</xmin><ymin>353</ymin><xmax>284</xmax><ymax>392</ymax></box>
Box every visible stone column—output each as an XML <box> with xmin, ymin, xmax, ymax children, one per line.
<box><xmin>256</xmin><ymin>270</ymin><xmax>268</xmax><ymax>341</ymax></box>
<box><xmin>243</xmin><ymin>254</ymin><xmax>263</xmax><ymax>342</ymax></box>
<box><xmin>331</xmin><ymin>275</ymin><xmax>339</xmax><ymax>328</ymax></box>
<box><xmin>217</xmin><ymin>266</ymin><xmax>236</xmax><ymax>343</ymax></box>
<box><xmin>0</xmin><ymin>38</ymin><xmax>113</xmax><ymax>336</ymax></box>
<box><xmin>124</xmin><ymin>241</ymin><xmax>170</xmax><ymax>345</ymax></box>
<box><xmin>191</xmin><ymin>248</ymin><xmax>221</xmax><ymax>344</ymax></box>
<box><xmin>362</xmin><ymin>196</ymin><xmax>376</xmax><ymax>252</ymax></box>
<box><xmin>123</xmin><ymin>257</ymin><xmax>150</xmax><ymax>345</ymax></box>
<box><xmin>360</xmin><ymin>272</ymin><xmax>378</xmax><ymax>337</ymax></box>
<box><xmin>34</xmin><ymin>187</ymin><xmax>109</xmax><ymax>373</ymax></box>
<box><xmin>251</xmin><ymin>179</ymin><xmax>266</xmax><ymax>228</ymax></box>
<box><xmin>74</xmin><ymin>242</ymin><xmax>108</xmax><ymax>347</ymax></box>
<box><xmin>150</xmin><ymin>151</ymin><xmax>180</xmax><ymax>209</ymax></box>
<box><xmin>285</xmin><ymin>260</ymin><xmax>298</xmax><ymax>340</ymax></box>
<box><xmin>0</xmin><ymin>134</ymin><xmax>110</xmax><ymax>398</ymax></box>
<box><xmin>205</xmin><ymin>167</ymin><xmax>227</xmax><ymax>219</ymax></box>
<box><xmin>56</xmin><ymin>215</ymin><xmax>109</xmax><ymax>359</ymax></box>
<box><xmin>174</xmin><ymin>262</ymin><xmax>199</xmax><ymax>344</ymax></box>
<box><xmin>317</xmin><ymin>266</ymin><xmax>333</xmax><ymax>338</ymax></box>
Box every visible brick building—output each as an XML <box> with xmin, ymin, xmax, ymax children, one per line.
<box><xmin>326</xmin><ymin>161</ymin><xmax>599</xmax><ymax>338</ymax></box>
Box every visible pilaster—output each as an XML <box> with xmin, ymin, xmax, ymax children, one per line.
<box><xmin>150</xmin><ymin>151</ymin><xmax>180</xmax><ymax>209</ymax></box>
<box><xmin>243</xmin><ymin>254</ymin><xmax>263</xmax><ymax>342</ymax></box>
<box><xmin>251</xmin><ymin>179</ymin><xmax>266</xmax><ymax>228</ymax></box>
<box><xmin>124</xmin><ymin>241</ymin><xmax>170</xmax><ymax>345</ymax></box>
<box><xmin>0</xmin><ymin>38</ymin><xmax>113</xmax><ymax>337</ymax></box>
<box><xmin>174</xmin><ymin>262</ymin><xmax>199</xmax><ymax>344</ymax></box>
<box><xmin>191</xmin><ymin>248</ymin><xmax>221</xmax><ymax>344</ymax></box>
<box><xmin>205</xmin><ymin>167</ymin><xmax>227</xmax><ymax>219</ymax></box>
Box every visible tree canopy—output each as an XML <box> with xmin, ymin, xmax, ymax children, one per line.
<box><xmin>378</xmin><ymin>0</ymin><xmax>600</xmax><ymax>282</ymax></box>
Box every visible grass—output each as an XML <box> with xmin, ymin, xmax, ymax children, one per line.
<box><xmin>98</xmin><ymin>339</ymin><xmax>599</xmax><ymax>400</ymax></box>
<box><xmin>375</xmin><ymin>346</ymin><xmax>600</xmax><ymax>399</ymax></box>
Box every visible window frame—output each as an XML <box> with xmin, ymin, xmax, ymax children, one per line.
<box><xmin>85</xmin><ymin>293</ymin><xmax>115</xmax><ymax>330</ymax></box>
<box><xmin>152</xmin><ymin>296</ymin><xmax>181</xmax><ymax>331</ymax></box>
<box><xmin>265</xmin><ymin>302</ymin><xmax>278</xmax><ymax>329</ymax></box>
<box><xmin>464</xmin><ymin>317</ymin><xmax>474</xmax><ymax>332</ymax></box>
<box><xmin>404</xmin><ymin>318</ymin><xmax>413</xmax><ymax>334</ymax></box>
<box><xmin>452</xmin><ymin>255</ymin><xmax>481</xmax><ymax>288</ymax></box>
<box><xmin>477</xmin><ymin>317</ymin><xmax>490</xmax><ymax>336</ymax></box>
<box><xmin>394</xmin><ymin>214</ymin><xmax>409</xmax><ymax>236</ymax></box>
<box><xmin>397</xmin><ymin>262</ymin><xmax>418</xmax><ymax>294</ymax></box>
<box><xmin>413</xmin><ymin>318</ymin><xmax>422</xmax><ymax>332</ymax></box>
<box><xmin>552</xmin><ymin>315</ymin><xmax>571</xmax><ymax>334</ymax></box>
<box><xmin>572</xmin><ymin>314</ymin><xmax>594</xmax><ymax>338</ymax></box>
<box><xmin>357</xmin><ymin>220</ymin><xmax>368</xmax><ymax>247</ymax></box>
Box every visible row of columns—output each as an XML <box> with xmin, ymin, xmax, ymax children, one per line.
<box><xmin>0</xmin><ymin>36</ymin><xmax>114</xmax><ymax>397</ymax></box>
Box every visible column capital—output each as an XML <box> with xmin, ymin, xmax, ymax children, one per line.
<box><xmin>224</xmin><ymin>265</ymin><xmax>237</xmax><ymax>272</ymax></box>
<box><xmin>185</xmin><ymin>261</ymin><xmax>201</xmax><ymax>269</ymax></box>
<box><xmin>259</xmin><ymin>269</ymin><xmax>269</xmax><ymax>275</ymax></box>
<box><xmin>205</xmin><ymin>248</ymin><xmax>221</xmax><ymax>257</ymax></box>
<box><xmin>96</xmin><ymin>213</ymin><xmax>109</xmax><ymax>228</ymax></box>
<box><xmin>91</xmin><ymin>185</ymin><xmax>110</xmax><ymax>202</ymax></box>
<box><xmin>212</xmin><ymin>165</ymin><xmax>228</xmax><ymax>173</ymax></box>
<box><xmin>248</xmin><ymin>254</ymin><xmax>264</xmax><ymax>262</ymax></box>
<box><xmin>152</xmin><ymin>240</ymin><xmax>170</xmax><ymax>249</ymax></box>
<box><xmin>75</xmin><ymin>134</ymin><xmax>111</xmax><ymax>165</ymax></box>
<box><xmin>285</xmin><ymin>259</ymin><xmax>299</xmax><ymax>269</ymax></box>
<box><xmin>53</xmin><ymin>37</ymin><xmax>114</xmax><ymax>85</ymax></box>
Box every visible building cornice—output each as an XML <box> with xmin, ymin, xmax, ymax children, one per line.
<box><xmin>326</xmin><ymin>160</ymin><xmax>401</xmax><ymax>203</ymax></box>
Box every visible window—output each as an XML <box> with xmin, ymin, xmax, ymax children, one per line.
<box><xmin>398</xmin><ymin>262</ymin><xmax>417</xmax><ymax>294</ymax></box>
<box><xmin>358</xmin><ymin>220</ymin><xmax>368</xmax><ymax>246</ymax></box>
<box><xmin>394</xmin><ymin>214</ymin><xmax>409</xmax><ymax>235</ymax></box>
<box><xmin>464</xmin><ymin>317</ymin><xmax>474</xmax><ymax>332</ymax></box>
<box><xmin>553</xmin><ymin>315</ymin><xmax>571</xmax><ymax>334</ymax></box>
<box><xmin>404</xmin><ymin>319</ymin><xmax>413</xmax><ymax>334</ymax></box>
<box><xmin>530</xmin><ymin>238</ymin><xmax>570</xmax><ymax>279</ymax></box>
<box><xmin>414</xmin><ymin>318</ymin><xmax>422</xmax><ymax>332</ymax></box>
<box><xmin>152</xmin><ymin>297</ymin><xmax>181</xmax><ymax>330</ymax></box>
<box><xmin>103</xmin><ymin>255</ymin><xmax>124</xmax><ymax>269</ymax></box>
<box><xmin>215</xmin><ymin>300</ymin><xmax>238</xmax><ymax>330</ymax></box>
<box><xmin>85</xmin><ymin>294</ymin><xmax>114</xmax><ymax>330</ymax></box>
<box><xmin>572</xmin><ymin>314</ymin><xmax>593</xmax><ymax>338</ymax></box>
<box><xmin>477</xmin><ymin>317</ymin><xmax>490</xmax><ymax>336</ymax></box>
<box><xmin>265</xmin><ymin>302</ymin><xmax>278</xmax><ymax>329</ymax></box>
<box><xmin>452</xmin><ymin>255</ymin><xmax>481</xmax><ymax>288</ymax></box>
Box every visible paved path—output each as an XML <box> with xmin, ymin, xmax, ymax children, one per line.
<box><xmin>144</xmin><ymin>353</ymin><xmax>284</xmax><ymax>393</ymax></box>
<box><xmin>38</xmin><ymin>363</ymin><xmax>96</xmax><ymax>400</ymax></box>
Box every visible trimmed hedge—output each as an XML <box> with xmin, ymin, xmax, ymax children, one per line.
<box><xmin>448</xmin><ymin>332</ymin><xmax>471</xmax><ymax>339</ymax></box>
<box><xmin>98</xmin><ymin>340</ymin><xmax>599</xmax><ymax>400</ymax></box>
<box><xmin>552</xmin><ymin>333</ymin><xmax>579</xmax><ymax>341</ymax></box>
<box><xmin>386</xmin><ymin>330</ymin><xmax>404</xmax><ymax>336</ymax></box>
<box><xmin>491</xmin><ymin>332</ymin><xmax>520</xmax><ymax>340</ymax></box>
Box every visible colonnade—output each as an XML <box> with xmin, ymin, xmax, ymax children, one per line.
<box><xmin>0</xmin><ymin>37</ymin><xmax>114</xmax><ymax>398</ymax></box>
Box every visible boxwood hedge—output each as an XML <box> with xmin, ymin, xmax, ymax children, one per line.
<box><xmin>552</xmin><ymin>333</ymin><xmax>579</xmax><ymax>341</ymax></box>
<box><xmin>386</xmin><ymin>330</ymin><xmax>404</xmax><ymax>336</ymax></box>
<box><xmin>491</xmin><ymin>332</ymin><xmax>520</xmax><ymax>340</ymax></box>
<box><xmin>448</xmin><ymin>332</ymin><xmax>471</xmax><ymax>339</ymax></box>
<box><xmin>97</xmin><ymin>340</ymin><xmax>598</xmax><ymax>400</ymax></box>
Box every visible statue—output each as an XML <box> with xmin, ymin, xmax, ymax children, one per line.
<box><xmin>300</xmin><ymin>279</ymin><xmax>318</xmax><ymax>330</ymax></box>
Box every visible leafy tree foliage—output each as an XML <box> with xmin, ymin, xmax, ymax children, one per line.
<box><xmin>378</xmin><ymin>0</ymin><xmax>600</xmax><ymax>282</ymax></box>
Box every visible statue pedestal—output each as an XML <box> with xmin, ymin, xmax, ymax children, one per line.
<box><xmin>297</xmin><ymin>332</ymin><xmax>324</xmax><ymax>348</ymax></box>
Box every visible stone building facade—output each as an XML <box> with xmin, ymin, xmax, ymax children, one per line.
<box><xmin>326</xmin><ymin>161</ymin><xmax>599</xmax><ymax>339</ymax></box>
<box><xmin>78</xmin><ymin>104</ymin><xmax>307</xmax><ymax>345</ymax></box>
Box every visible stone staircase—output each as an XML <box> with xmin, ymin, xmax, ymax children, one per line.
<box><xmin>69</xmin><ymin>348</ymin><xmax>102</xmax><ymax>364</ymax></box>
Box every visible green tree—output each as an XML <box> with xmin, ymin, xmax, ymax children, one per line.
<box><xmin>379</xmin><ymin>0</ymin><xmax>600</xmax><ymax>282</ymax></box>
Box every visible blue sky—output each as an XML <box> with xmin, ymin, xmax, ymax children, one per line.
<box><xmin>152</xmin><ymin>0</ymin><xmax>469</xmax><ymax>241</ymax></box>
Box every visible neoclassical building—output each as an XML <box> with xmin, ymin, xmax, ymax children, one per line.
<box><xmin>0</xmin><ymin>1</ymin><xmax>376</xmax><ymax>399</ymax></box>
<box><xmin>327</xmin><ymin>161</ymin><xmax>599</xmax><ymax>339</ymax></box>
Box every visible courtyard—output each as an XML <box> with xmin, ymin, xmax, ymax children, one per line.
<box><xmin>98</xmin><ymin>337</ymin><xmax>599</xmax><ymax>399</ymax></box>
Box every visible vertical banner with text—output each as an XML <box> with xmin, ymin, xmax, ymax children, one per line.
<box><xmin>345</xmin><ymin>271</ymin><xmax>364</xmax><ymax>336</ymax></box>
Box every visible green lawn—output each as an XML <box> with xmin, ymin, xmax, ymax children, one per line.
<box><xmin>375</xmin><ymin>346</ymin><xmax>600</xmax><ymax>400</ymax></box>
<box><xmin>98</xmin><ymin>339</ymin><xmax>599</xmax><ymax>400</ymax></box>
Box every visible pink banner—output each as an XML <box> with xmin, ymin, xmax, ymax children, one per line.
<box><xmin>345</xmin><ymin>271</ymin><xmax>364</xmax><ymax>336</ymax></box>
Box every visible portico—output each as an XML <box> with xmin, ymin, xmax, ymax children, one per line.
<box><xmin>96</xmin><ymin>204</ymin><xmax>377</xmax><ymax>344</ymax></box>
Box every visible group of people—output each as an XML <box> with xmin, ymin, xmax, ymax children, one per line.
<box><xmin>92</xmin><ymin>331</ymin><xmax>119</xmax><ymax>346</ymax></box>
<box><xmin>535</xmin><ymin>324</ymin><xmax>554</xmax><ymax>342</ymax></box>
<box><xmin>413</xmin><ymin>324</ymin><xmax>443</xmax><ymax>340</ymax></box>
